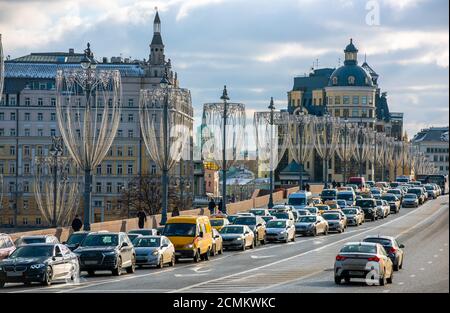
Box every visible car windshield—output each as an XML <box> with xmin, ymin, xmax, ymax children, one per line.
<box><xmin>299</xmin><ymin>216</ymin><xmax>316</xmax><ymax>223</ymax></box>
<box><xmin>382</xmin><ymin>195</ymin><xmax>397</xmax><ymax>201</ymax></box>
<box><xmin>424</xmin><ymin>185</ymin><xmax>434</xmax><ymax>190</ymax></box>
<box><xmin>250</xmin><ymin>210</ymin><xmax>265</xmax><ymax>215</ymax></box>
<box><xmin>297</xmin><ymin>210</ymin><xmax>309</xmax><ymax>215</ymax></box>
<box><xmin>129</xmin><ymin>230</ymin><xmax>153</xmax><ymax>236</ymax></box>
<box><xmin>220</xmin><ymin>226</ymin><xmax>244</xmax><ymax>234</ymax></box>
<box><xmin>22</xmin><ymin>237</ymin><xmax>46</xmax><ymax>244</ymax></box>
<box><xmin>210</xmin><ymin>219</ymin><xmax>224</xmax><ymax>226</ymax></box>
<box><xmin>227</xmin><ymin>216</ymin><xmax>239</xmax><ymax>223</ymax></box>
<box><xmin>133</xmin><ymin>237</ymin><xmax>160</xmax><ymax>247</ymax></box>
<box><xmin>342</xmin><ymin>209</ymin><xmax>357</xmax><ymax>215</ymax></box>
<box><xmin>322</xmin><ymin>214</ymin><xmax>340</xmax><ymax>220</ymax></box>
<box><xmin>321</xmin><ymin>190</ymin><xmax>336</xmax><ymax>196</ymax></box>
<box><xmin>340</xmin><ymin>244</ymin><xmax>377</xmax><ymax>254</ymax></box>
<box><xmin>404</xmin><ymin>194</ymin><xmax>417</xmax><ymax>199</ymax></box>
<box><xmin>272</xmin><ymin>212</ymin><xmax>289</xmax><ymax>219</ymax></box>
<box><xmin>82</xmin><ymin>234</ymin><xmax>119</xmax><ymax>247</ymax></box>
<box><xmin>288</xmin><ymin>198</ymin><xmax>306</xmax><ymax>205</ymax></box>
<box><xmin>305</xmin><ymin>207</ymin><xmax>318</xmax><ymax>213</ymax></box>
<box><xmin>9</xmin><ymin>245</ymin><xmax>53</xmax><ymax>259</ymax></box>
<box><xmin>371</xmin><ymin>189</ymin><xmax>381</xmax><ymax>194</ymax></box>
<box><xmin>267</xmin><ymin>221</ymin><xmax>287</xmax><ymax>228</ymax></box>
<box><xmin>364</xmin><ymin>238</ymin><xmax>392</xmax><ymax>247</ymax></box>
<box><xmin>389</xmin><ymin>190</ymin><xmax>401</xmax><ymax>194</ymax></box>
<box><xmin>356</xmin><ymin>200</ymin><xmax>376</xmax><ymax>207</ymax></box>
<box><xmin>376</xmin><ymin>200</ymin><xmax>383</xmax><ymax>205</ymax></box>
<box><xmin>66</xmin><ymin>233</ymin><xmax>87</xmax><ymax>245</ymax></box>
<box><xmin>127</xmin><ymin>234</ymin><xmax>141</xmax><ymax>241</ymax></box>
<box><xmin>234</xmin><ymin>217</ymin><xmax>256</xmax><ymax>226</ymax></box>
<box><xmin>262</xmin><ymin>217</ymin><xmax>274</xmax><ymax>223</ymax></box>
<box><xmin>163</xmin><ymin>223</ymin><xmax>197</xmax><ymax>237</ymax></box>
<box><xmin>408</xmin><ymin>189</ymin><xmax>422</xmax><ymax>195</ymax></box>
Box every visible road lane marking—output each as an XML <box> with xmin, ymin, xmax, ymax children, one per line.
<box><xmin>250</xmin><ymin>255</ymin><xmax>275</xmax><ymax>259</ymax></box>
<box><xmin>410</xmin><ymin>274</ymin><xmax>416</xmax><ymax>278</ymax></box>
<box><xmin>428</xmin><ymin>261</ymin><xmax>433</xmax><ymax>264</ymax></box>
<box><xmin>420</xmin><ymin>268</ymin><xmax>425</xmax><ymax>271</ymax></box>
<box><xmin>170</xmin><ymin>200</ymin><xmax>443</xmax><ymax>293</ymax></box>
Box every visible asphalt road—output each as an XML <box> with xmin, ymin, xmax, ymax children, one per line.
<box><xmin>2</xmin><ymin>195</ymin><xmax>448</xmax><ymax>293</ymax></box>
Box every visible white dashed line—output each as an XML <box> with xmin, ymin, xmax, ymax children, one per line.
<box><xmin>420</xmin><ymin>268</ymin><xmax>425</xmax><ymax>271</ymax></box>
<box><xmin>433</xmin><ymin>254</ymin><xmax>439</xmax><ymax>258</ymax></box>
<box><xmin>428</xmin><ymin>261</ymin><xmax>433</xmax><ymax>264</ymax></box>
<box><xmin>398</xmin><ymin>282</ymin><xmax>404</xmax><ymax>285</ymax></box>
<box><xmin>410</xmin><ymin>274</ymin><xmax>416</xmax><ymax>278</ymax></box>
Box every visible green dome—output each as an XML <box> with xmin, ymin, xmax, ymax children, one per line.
<box><xmin>328</xmin><ymin>64</ymin><xmax>373</xmax><ymax>87</ymax></box>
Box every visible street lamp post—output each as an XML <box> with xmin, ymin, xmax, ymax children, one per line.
<box><xmin>160</xmin><ymin>72</ymin><xmax>171</xmax><ymax>225</ymax></box>
<box><xmin>267</xmin><ymin>97</ymin><xmax>275</xmax><ymax>208</ymax></box>
<box><xmin>49</xmin><ymin>136</ymin><xmax>63</xmax><ymax>227</ymax></box>
<box><xmin>220</xmin><ymin>86</ymin><xmax>229</xmax><ymax>208</ymax></box>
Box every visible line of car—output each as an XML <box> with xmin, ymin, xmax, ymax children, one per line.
<box><xmin>0</xmin><ymin>180</ymin><xmax>442</xmax><ymax>288</ymax></box>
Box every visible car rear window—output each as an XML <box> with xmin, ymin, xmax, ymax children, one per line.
<box><xmin>22</xmin><ymin>237</ymin><xmax>46</xmax><ymax>244</ymax></box>
<box><xmin>340</xmin><ymin>244</ymin><xmax>377</xmax><ymax>254</ymax></box>
<box><xmin>363</xmin><ymin>238</ymin><xmax>392</xmax><ymax>247</ymax></box>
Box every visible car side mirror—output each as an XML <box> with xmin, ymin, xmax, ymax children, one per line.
<box><xmin>199</xmin><ymin>231</ymin><xmax>204</xmax><ymax>238</ymax></box>
<box><xmin>62</xmin><ymin>241</ymin><xmax>67</xmax><ymax>244</ymax></box>
<box><xmin>121</xmin><ymin>242</ymin><xmax>128</xmax><ymax>248</ymax></box>
<box><xmin>257</xmin><ymin>223</ymin><xmax>262</xmax><ymax>227</ymax></box>
<box><xmin>161</xmin><ymin>243</ymin><xmax>169</xmax><ymax>248</ymax></box>
<box><xmin>399</xmin><ymin>244</ymin><xmax>405</xmax><ymax>248</ymax></box>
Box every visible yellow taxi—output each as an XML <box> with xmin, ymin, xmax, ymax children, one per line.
<box><xmin>209</xmin><ymin>217</ymin><xmax>230</xmax><ymax>232</ymax></box>
<box><xmin>164</xmin><ymin>215</ymin><xmax>213</xmax><ymax>263</ymax></box>
<box><xmin>324</xmin><ymin>200</ymin><xmax>341</xmax><ymax>210</ymax></box>
<box><xmin>314</xmin><ymin>204</ymin><xmax>331</xmax><ymax>215</ymax></box>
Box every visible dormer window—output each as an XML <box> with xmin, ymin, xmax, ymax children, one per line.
<box><xmin>365</xmin><ymin>77</ymin><xmax>370</xmax><ymax>85</ymax></box>
<box><xmin>332</xmin><ymin>77</ymin><xmax>338</xmax><ymax>86</ymax></box>
<box><xmin>348</xmin><ymin>76</ymin><xmax>355</xmax><ymax>85</ymax></box>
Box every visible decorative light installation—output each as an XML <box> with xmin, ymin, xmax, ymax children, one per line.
<box><xmin>56</xmin><ymin>43</ymin><xmax>122</xmax><ymax>231</ymax></box>
<box><xmin>0</xmin><ymin>174</ymin><xmax>3</xmax><ymax>211</ymax></box>
<box><xmin>391</xmin><ymin>140</ymin><xmax>405</xmax><ymax>178</ymax></box>
<box><xmin>336</xmin><ymin>120</ymin><xmax>357</xmax><ymax>184</ymax></box>
<box><xmin>0</xmin><ymin>34</ymin><xmax>4</xmax><ymax>97</ymax></box>
<box><xmin>370</xmin><ymin>132</ymin><xmax>386</xmax><ymax>181</ymax></box>
<box><xmin>289</xmin><ymin>106</ymin><xmax>315</xmax><ymax>190</ymax></box>
<box><xmin>313</xmin><ymin>112</ymin><xmax>340</xmax><ymax>187</ymax></box>
<box><xmin>353</xmin><ymin>126</ymin><xmax>372</xmax><ymax>178</ymax></box>
<box><xmin>202</xmin><ymin>86</ymin><xmax>246</xmax><ymax>210</ymax></box>
<box><xmin>254</xmin><ymin>98</ymin><xmax>289</xmax><ymax>208</ymax></box>
<box><xmin>381</xmin><ymin>136</ymin><xmax>394</xmax><ymax>181</ymax></box>
<box><xmin>139</xmin><ymin>69</ymin><xmax>192</xmax><ymax>225</ymax></box>
<box><xmin>34</xmin><ymin>138</ymin><xmax>79</xmax><ymax>227</ymax></box>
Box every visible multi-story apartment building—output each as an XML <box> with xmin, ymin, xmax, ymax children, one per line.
<box><xmin>412</xmin><ymin>127</ymin><xmax>449</xmax><ymax>176</ymax></box>
<box><xmin>278</xmin><ymin>39</ymin><xmax>404</xmax><ymax>184</ymax></box>
<box><xmin>0</xmin><ymin>12</ymin><xmax>194</xmax><ymax>227</ymax></box>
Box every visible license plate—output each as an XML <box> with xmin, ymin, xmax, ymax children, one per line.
<box><xmin>84</xmin><ymin>260</ymin><xmax>98</xmax><ymax>265</ymax></box>
<box><xmin>7</xmin><ymin>272</ymin><xmax>22</xmax><ymax>277</ymax></box>
<box><xmin>349</xmin><ymin>271</ymin><xmax>364</xmax><ymax>276</ymax></box>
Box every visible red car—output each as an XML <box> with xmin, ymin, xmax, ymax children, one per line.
<box><xmin>0</xmin><ymin>234</ymin><xmax>15</xmax><ymax>260</ymax></box>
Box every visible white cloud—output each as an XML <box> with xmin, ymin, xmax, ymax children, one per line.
<box><xmin>174</xmin><ymin>0</ymin><xmax>226</xmax><ymax>21</ymax></box>
<box><xmin>255</xmin><ymin>43</ymin><xmax>334</xmax><ymax>63</ymax></box>
<box><xmin>382</xmin><ymin>0</ymin><xmax>427</xmax><ymax>10</ymax></box>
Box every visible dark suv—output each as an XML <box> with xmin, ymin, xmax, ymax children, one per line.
<box><xmin>74</xmin><ymin>232</ymin><xmax>136</xmax><ymax>276</ymax></box>
<box><xmin>355</xmin><ymin>198</ymin><xmax>378</xmax><ymax>221</ymax></box>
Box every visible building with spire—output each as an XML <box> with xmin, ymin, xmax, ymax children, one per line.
<box><xmin>280</xmin><ymin>39</ymin><xmax>405</xmax><ymax>184</ymax></box>
<box><xmin>0</xmin><ymin>11</ymin><xmax>194</xmax><ymax>228</ymax></box>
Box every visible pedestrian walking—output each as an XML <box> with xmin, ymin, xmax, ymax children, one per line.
<box><xmin>208</xmin><ymin>198</ymin><xmax>216</xmax><ymax>215</ymax></box>
<box><xmin>137</xmin><ymin>209</ymin><xmax>147</xmax><ymax>229</ymax></box>
<box><xmin>172</xmin><ymin>206</ymin><xmax>180</xmax><ymax>217</ymax></box>
<box><xmin>71</xmin><ymin>215</ymin><xmax>82</xmax><ymax>232</ymax></box>
<box><xmin>218</xmin><ymin>199</ymin><xmax>223</xmax><ymax>213</ymax></box>
<box><xmin>305</xmin><ymin>183</ymin><xmax>311</xmax><ymax>192</ymax></box>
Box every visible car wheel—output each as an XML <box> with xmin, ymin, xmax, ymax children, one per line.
<box><xmin>112</xmin><ymin>257</ymin><xmax>122</xmax><ymax>276</ymax></box>
<box><xmin>344</xmin><ymin>277</ymin><xmax>351</xmax><ymax>284</ymax></box>
<box><xmin>334</xmin><ymin>276</ymin><xmax>341</xmax><ymax>285</ymax></box>
<box><xmin>379</xmin><ymin>274</ymin><xmax>386</xmax><ymax>286</ymax></box>
<box><xmin>193</xmin><ymin>250</ymin><xmax>201</xmax><ymax>263</ymax></box>
<box><xmin>158</xmin><ymin>256</ymin><xmax>164</xmax><ymax>269</ymax></box>
<box><xmin>126</xmin><ymin>256</ymin><xmax>136</xmax><ymax>274</ymax></box>
<box><xmin>312</xmin><ymin>228</ymin><xmax>317</xmax><ymax>237</ymax></box>
<box><xmin>242</xmin><ymin>243</ymin><xmax>246</xmax><ymax>251</ymax></box>
<box><xmin>387</xmin><ymin>271</ymin><xmax>393</xmax><ymax>284</ymax></box>
<box><xmin>393</xmin><ymin>262</ymin><xmax>399</xmax><ymax>271</ymax></box>
<box><xmin>399</xmin><ymin>258</ymin><xmax>403</xmax><ymax>269</ymax></box>
<box><xmin>211</xmin><ymin>244</ymin><xmax>216</xmax><ymax>257</ymax></box>
<box><xmin>261</xmin><ymin>238</ymin><xmax>266</xmax><ymax>245</ymax></box>
<box><xmin>324</xmin><ymin>227</ymin><xmax>329</xmax><ymax>236</ymax></box>
<box><xmin>292</xmin><ymin>234</ymin><xmax>296</xmax><ymax>242</ymax></box>
<box><xmin>87</xmin><ymin>270</ymin><xmax>95</xmax><ymax>276</ymax></box>
<box><xmin>169</xmin><ymin>254</ymin><xmax>176</xmax><ymax>267</ymax></box>
<box><xmin>42</xmin><ymin>266</ymin><xmax>53</xmax><ymax>286</ymax></box>
<box><xmin>219</xmin><ymin>245</ymin><xmax>224</xmax><ymax>255</ymax></box>
<box><xmin>0</xmin><ymin>281</ymin><xmax>5</xmax><ymax>288</ymax></box>
<box><xmin>203</xmin><ymin>249</ymin><xmax>210</xmax><ymax>261</ymax></box>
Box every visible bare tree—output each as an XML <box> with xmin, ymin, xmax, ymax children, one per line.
<box><xmin>120</xmin><ymin>175</ymin><xmax>180</xmax><ymax>217</ymax></box>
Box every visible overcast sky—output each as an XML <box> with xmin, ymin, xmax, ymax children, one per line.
<box><xmin>0</xmin><ymin>0</ymin><xmax>448</xmax><ymax>140</ymax></box>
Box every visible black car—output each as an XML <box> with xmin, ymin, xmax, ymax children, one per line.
<box><xmin>0</xmin><ymin>243</ymin><xmax>79</xmax><ymax>287</ymax></box>
<box><xmin>363</xmin><ymin>236</ymin><xmax>405</xmax><ymax>271</ymax></box>
<box><xmin>63</xmin><ymin>231</ymin><xmax>90</xmax><ymax>251</ymax></box>
<box><xmin>74</xmin><ymin>232</ymin><xmax>136</xmax><ymax>276</ymax></box>
<box><xmin>320</xmin><ymin>189</ymin><xmax>338</xmax><ymax>201</ymax></box>
<box><xmin>355</xmin><ymin>198</ymin><xmax>378</xmax><ymax>221</ymax></box>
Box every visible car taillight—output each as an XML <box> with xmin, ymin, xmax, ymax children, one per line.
<box><xmin>389</xmin><ymin>247</ymin><xmax>397</xmax><ymax>254</ymax></box>
<box><xmin>368</xmin><ymin>256</ymin><xmax>380</xmax><ymax>262</ymax></box>
<box><xmin>336</xmin><ymin>255</ymin><xmax>347</xmax><ymax>261</ymax></box>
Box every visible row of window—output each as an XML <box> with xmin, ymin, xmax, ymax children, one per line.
<box><xmin>0</xmin><ymin>111</ymin><xmax>141</xmax><ymax>123</ymax></box>
<box><xmin>290</xmin><ymin>95</ymin><xmax>373</xmax><ymax>108</ymax></box>
<box><xmin>333</xmin><ymin>108</ymin><xmax>374</xmax><ymax>118</ymax></box>
<box><xmin>0</xmin><ymin>128</ymin><xmax>137</xmax><ymax>138</ymax></box>
<box><xmin>426</xmin><ymin>147</ymin><xmax>449</xmax><ymax>154</ymax></box>
<box><xmin>431</xmin><ymin>155</ymin><xmax>449</xmax><ymax>162</ymax></box>
<box><xmin>0</xmin><ymin>96</ymin><xmax>137</xmax><ymax>108</ymax></box>
<box><xmin>0</xmin><ymin>217</ymin><xmax>42</xmax><ymax>226</ymax></box>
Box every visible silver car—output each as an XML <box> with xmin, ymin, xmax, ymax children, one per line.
<box><xmin>219</xmin><ymin>225</ymin><xmax>255</xmax><ymax>251</ymax></box>
<box><xmin>334</xmin><ymin>242</ymin><xmax>394</xmax><ymax>286</ymax></box>
<box><xmin>375</xmin><ymin>199</ymin><xmax>390</xmax><ymax>219</ymax></box>
<box><xmin>341</xmin><ymin>207</ymin><xmax>364</xmax><ymax>226</ymax></box>
<box><xmin>295</xmin><ymin>215</ymin><xmax>329</xmax><ymax>236</ymax></box>
<box><xmin>133</xmin><ymin>236</ymin><xmax>175</xmax><ymax>268</ymax></box>
<box><xmin>322</xmin><ymin>212</ymin><xmax>346</xmax><ymax>233</ymax></box>
<box><xmin>265</xmin><ymin>219</ymin><xmax>296</xmax><ymax>243</ymax></box>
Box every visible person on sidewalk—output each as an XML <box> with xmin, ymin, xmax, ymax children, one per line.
<box><xmin>137</xmin><ymin>209</ymin><xmax>147</xmax><ymax>229</ymax></box>
<box><xmin>71</xmin><ymin>215</ymin><xmax>82</xmax><ymax>232</ymax></box>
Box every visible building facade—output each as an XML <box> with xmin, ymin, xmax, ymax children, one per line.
<box><xmin>412</xmin><ymin>127</ymin><xmax>449</xmax><ymax>176</ymax></box>
<box><xmin>0</xmin><ymin>12</ymin><xmax>194</xmax><ymax>228</ymax></box>
<box><xmin>279</xmin><ymin>39</ymin><xmax>405</xmax><ymax>184</ymax></box>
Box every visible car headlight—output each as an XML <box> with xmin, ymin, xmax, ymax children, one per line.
<box><xmin>30</xmin><ymin>263</ymin><xmax>46</xmax><ymax>270</ymax></box>
<box><xmin>236</xmin><ymin>237</ymin><xmax>243</xmax><ymax>241</ymax></box>
<box><xmin>280</xmin><ymin>231</ymin><xmax>287</xmax><ymax>234</ymax></box>
<box><xmin>152</xmin><ymin>250</ymin><xmax>159</xmax><ymax>256</ymax></box>
<box><xmin>184</xmin><ymin>244</ymin><xmax>194</xmax><ymax>249</ymax></box>
<box><xmin>103</xmin><ymin>251</ymin><xmax>117</xmax><ymax>256</ymax></box>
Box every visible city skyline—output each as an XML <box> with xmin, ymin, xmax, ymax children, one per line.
<box><xmin>1</xmin><ymin>0</ymin><xmax>448</xmax><ymax>140</ymax></box>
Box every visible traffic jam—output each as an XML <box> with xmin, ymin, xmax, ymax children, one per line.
<box><xmin>0</xmin><ymin>176</ymin><xmax>445</xmax><ymax>289</ymax></box>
